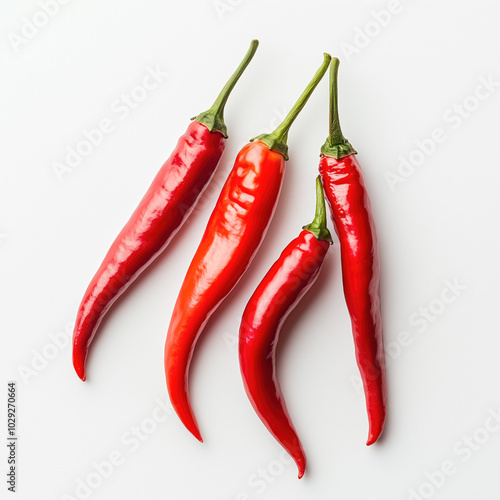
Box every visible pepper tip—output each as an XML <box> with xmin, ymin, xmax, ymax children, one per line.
<box><xmin>74</xmin><ymin>360</ymin><xmax>87</xmax><ymax>381</ymax></box>
<box><xmin>189</xmin><ymin>425</ymin><xmax>203</xmax><ymax>443</ymax></box>
<box><xmin>366</xmin><ymin>420</ymin><xmax>385</xmax><ymax>445</ymax></box>
<box><xmin>295</xmin><ymin>455</ymin><xmax>306</xmax><ymax>479</ymax></box>
<box><xmin>366</xmin><ymin>429</ymin><xmax>381</xmax><ymax>446</ymax></box>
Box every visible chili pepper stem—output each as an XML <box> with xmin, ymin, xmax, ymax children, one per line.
<box><xmin>303</xmin><ymin>176</ymin><xmax>333</xmax><ymax>243</ymax></box>
<box><xmin>320</xmin><ymin>57</ymin><xmax>357</xmax><ymax>159</ymax></box>
<box><xmin>252</xmin><ymin>53</ymin><xmax>332</xmax><ymax>160</ymax></box>
<box><xmin>193</xmin><ymin>39</ymin><xmax>259</xmax><ymax>138</ymax></box>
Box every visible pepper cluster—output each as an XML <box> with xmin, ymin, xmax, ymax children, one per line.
<box><xmin>72</xmin><ymin>40</ymin><xmax>386</xmax><ymax>478</ymax></box>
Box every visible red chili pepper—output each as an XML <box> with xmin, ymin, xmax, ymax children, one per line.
<box><xmin>164</xmin><ymin>54</ymin><xmax>332</xmax><ymax>441</ymax></box>
<box><xmin>318</xmin><ymin>58</ymin><xmax>386</xmax><ymax>445</ymax></box>
<box><xmin>72</xmin><ymin>40</ymin><xmax>259</xmax><ymax>381</ymax></box>
<box><xmin>239</xmin><ymin>176</ymin><xmax>332</xmax><ymax>478</ymax></box>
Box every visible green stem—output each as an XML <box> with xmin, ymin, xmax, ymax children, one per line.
<box><xmin>193</xmin><ymin>39</ymin><xmax>259</xmax><ymax>138</ymax></box>
<box><xmin>252</xmin><ymin>53</ymin><xmax>332</xmax><ymax>160</ymax></box>
<box><xmin>303</xmin><ymin>176</ymin><xmax>332</xmax><ymax>243</ymax></box>
<box><xmin>320</xmin><ymin>57</ymin><xmax>357</xmax><ymax>159</ymax></box>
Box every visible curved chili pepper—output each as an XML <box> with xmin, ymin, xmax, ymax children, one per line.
<box><xmin>164</xmin><ymin>54</ymin><xmax>332</xmax><ymax>441</ymax></box>
<box><xmin>239</xmin><ymin>176</ymin><xmax>332</xmax><ymax>478</ymax></box>
<box><xmin>72</xmin><ymin>40</ymin><xmax>259</xmax><ymax>381</ymax></box>
<box><xmin>318</xmin><ymin>58</ymin><xmax>386</xmax><ymax>445</ymax></box>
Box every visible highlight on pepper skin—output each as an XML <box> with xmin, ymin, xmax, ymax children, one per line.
<box><xmin>163</xmin><ymin>54</ymin><xmax>332</xmax><ymax>442</ymax></box>
<box><xmin>318</xmin><ymin>57</ymin><xmax>386</xmax><ymax>445</ymax></box>
<box><xmin>71</xmin><ymin>39</ymin><xmax>259</xmax><ymax>382</ymax></box>
<box><xmin>239</xmin><ymin>176</ymin><xmax>332</xmax><ymax>479</ymax></box>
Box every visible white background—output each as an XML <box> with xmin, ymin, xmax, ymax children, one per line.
<box><xmin>1</xmin><ymin>0</ymin><xmax>500</xmax><ymax>499</ymax></box>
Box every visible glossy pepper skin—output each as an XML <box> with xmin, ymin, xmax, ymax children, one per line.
<box><xmin>165</xmin><ymin>141</ymin><xmax>285</xmax><ymax>441</ymax></box>
<box><xmin>318</xmin><ymin>58</ymin><xmax>386</xmax><ymax>445</ymax></box>
<box><xmin>72</xmin><ymin>40</ymin><xmax>259</xmax><ymax>381</ymax></box>
<box><xmin>239</xmin><ymin>177</ymin><xmax>332</xmax><ymax>479</ymax></box>
<box><xmin>164</xmin><ymin>54</ymin><xmax>332</xmax><ymax>441</ymax></box>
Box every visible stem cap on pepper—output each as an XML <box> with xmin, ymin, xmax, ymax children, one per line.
<box><xmin>192</xmin><ymin>39</ymin><xmax>259</xmax><ymax>138</ymax></box>
<box><xmin>320</xmin><ymin>57</ymin><xmax>357</xmax><ymax>159</ymax></box>
<box><xmin>252</xmin><ymin>53</ymin><xmax>332</xmax><ymax>160</ymax></box>
<box><xmin>303</xmin><ymin>176</ymin><xmax>333</xmax><ymax>243</ymax></box>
